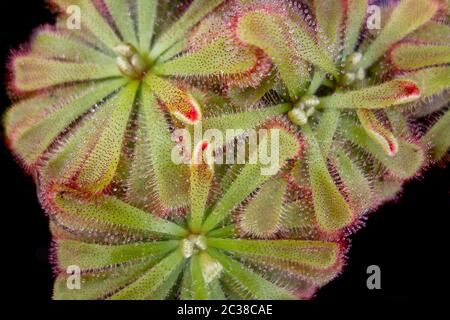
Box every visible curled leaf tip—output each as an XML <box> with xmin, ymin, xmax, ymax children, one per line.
<box><xmin>357</xmin><ymin>109</ymin><xmax>399</xmax><ymax>157</ymax></box>
<box><xmin>399</xmin><ymin>81</ymin><xmax>421</xmax><ymax>102</ymax></box>
<box><xmin>192</xmin><ymin>139</ymin><xmax>215</xmax><ymax>169</ymax></box>
<box><xmin>176</xmin><ymin>103</ymin><xmax>202</xmax><ymax>125</ymax></box>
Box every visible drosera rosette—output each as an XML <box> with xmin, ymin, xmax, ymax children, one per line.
<box><xmin>1</xmin><ymin>0</ymin><xmax>449</xmax><ymax>301</ymax></box>
<box><xmin>46</xmin><ymin>134</ymin><xmax>345</xmax><ymax>300</ymax></box>
<box><xmin>3</xmin><ymin>0</ymin><xmax>269</xmax><ymax>211</ymax></box>
<box><xmin>383</xmin><ymin>2</ymin><xmax>450</xmax><ymax>164</ymax></box>
<box><xmin>215</xmin><ymin>0</ymin><xmax>450</xmax><ymax>234</ymax></box>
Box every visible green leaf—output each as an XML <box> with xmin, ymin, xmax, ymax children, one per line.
<box><xmin>104</xmin><ymin>0</ymin><xmax>138</xmax><ymax>46</ymax></box>
<box><xmin>407</xmin><ymin>21</ymin><xmax>450</xmax><ymax>44</ymax></box>
<box><xmin>315</xmin><ymin>108</ymin><xmax>340</xmax><ymax>157</ymax></box>
<box><xmin>390</xmin><ymin>42</ymin><xmax>450</xmax><ymax>70</ymax></box>
<box><xmin>220</xmin><ymin>273</ymin><xmax>249</xmax><ymax>299</ymax></box>
<box><xmin>208</xmin><ymin>248</ymin><xmax>297</xmax><ymax>300</ymax></box>
<box><xmin>44</xmin><ymin>81</ymin><xmax>138</xmax><ymax>193</ymax></box>
<box><xmin>422</xmin><ymin>109</ymin><xmax>450</xmax><ymax>161</ymax></box>
<box><xmin>180</xmin><ymin>261</ymin><xmax>193</xmax><ymax>300</ymax></box>
<box><xmin>291</xmin><ymin>158</ymin><xmax>311</xmax><ymax>189</ymax></box>
<box><xmin>57</xmin><ymin>239</ymin><xmax>179</xmax><ymax>270</ymax></box>
<box><xmin>385</xmin><ymin>108</ymin><xmax>410</xmax><ymax>137</ymax></box>
<box><xmin>228</xmin><ymin>76</ymin><xmax>275</xmax><ymax>108</ymax></box>
<box><xmin>361</xmin><ymin>0</ymin><xmax>440</xmax><ymax>68</ymax></box>
<box><xmin>189</xmin><ymin>140</ymin><xmax>214</xmax><ymax>233</ymax></box>
<box><xmin>208</xmin><ymin>278</ymin><xmax>226</xmax><ymax>300</ymax></box>
<box><xmin>5</xmin><ymin>79</ymin><xmax>126</xmax><ymax>166</ymax></box>
<box><xmin>303</xmin><ymin>124</ymin><xmax>353</xmax><ymax>233</ymax></box>
<box><xmin>137</xmin><ymin>0</ymin><xmax>157</xmax><ymax>54</ymax></box>
<box><xmin>52</xmin><ymin>0</ymin><xmax>121</xmax><ymax>49</ymax></box>
<box><xmin>286</xmin><ymin>17</ymin><xmax>338</xmax><ymax>78</ymax></box>
<box><xmin>343</xmin><ymin>0</ymin><xmax>368</xmax><ymax>57</ymax></box>
<box><xmin>53</xmin><ymin>257</ymin><xmax>158</xmax><ymax>300</ymax></box>
<box><xmin>153</xmin><ymin>37</ymin><xmax>259</xmax><ymax>80</ymax></box>
<box><xmin>333</xmin><ymin>147</ymin><xmax>373</xmax><ymax>214</ymax></box>
<box><xmin>147</xmin><ymin>264</ymin><xmax>184</xmax><ymax>300</ymax></box>
<box><xmin>207</xmin><ymin>239</ymin><xmax>339</xmax><ymax>269</ymax></box>
<box><xmin>246</xmin><ymin>255</ymin><xmax>342</xmax><ymax>286</ymax></box>
<box><xmin>320</xmin><ymin>80</ymin><xmax>421</xmax><ymax>110</ymax></box>
<box><xmin>282</xmin><ymin>199</ymin><xmax>315</xmax><ymax>232</ymax></box>
<box><xmin>239</xmin><ymin>177</ymin><xmax>287</xmax><ymax>238</ymax></box>
<box><xmin>156</xmin><ymin>38</ymin><xmax>189</xmax><ymax>64</ymax></box>
<box><xmin>372</xmin><ymin>178</ymin><xmax>403</xmax><ymax>205</ymax></box>
<box><xmin>126</xmin><ymin>85</ymin><xmax>190</xmax><ymax>211</ymax></box>
<box><xmin>307</xmin><ymin>69</ymin><xmax>327</xmax><ymax>95</ymax></box>
<box><xmin>51</xmin><ymin>189</ymin><xmax>188</xmax><ymax>238</ymax></box>
<box><xmin>12</xmin><ymin>56</ymin><xmax>121</xmax><ymax>92</ymax></box>
<box><xmin>202</xmin><ymin>127</ymin><xmax>301</xmax><ymax>232</ymax></box>
<box><xmin>190</xmin><ymin>254</ymin><xmax>210</xmax><ymax>300</ymax></box>
<box><xmin>31</xmin><ymin>30</ymin><xmax>116</xmax><ymax>64</ymax></box>
<box><xmin>109</xmin><ymin>249</ymin><xmax>185</xmax><ymax>300</ymax></box>
<box><xmin>235</xmin><ymin>10</ymin><xmax>311</xmax><ymax>99</ymax></box>
<box><xmin>313</xmin><ymin>0</ymin><xmax>345</xmax><ymax>45</ymax></box>
<box><xmin>207</xmin><ymin>225</ymin><xmax>238</xmax><ymax>238</ymax></box>
<box><xmin>150</xmin><ymin>0</ymin><xmax>224</xmax><ymax>59</ymax></box>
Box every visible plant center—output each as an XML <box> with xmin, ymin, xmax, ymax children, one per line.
<box><xmin>339</xmin><ymin>52</ymin><xmax>366</xmax><ymax>86</ymax></box>
<box><xmin>288</xmin><ymin>95</ymin><xmax>320</xmax><ymax>126</ymax></box>
<box><xmin>181</xmin><ymin>234</ymin><xmax>208</xmax><ymax>258</ymax></box>
<box><xmin>114</xmin><ymin>43</ymin><xmax>150</xmax><ymax>79</ymax></box>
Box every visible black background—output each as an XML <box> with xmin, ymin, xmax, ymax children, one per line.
<box><xmin>0</xmin><ymin>0</ymin><xmax>447</xmax><ymax>302</ymax></box>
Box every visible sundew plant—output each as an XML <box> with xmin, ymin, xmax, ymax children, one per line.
<box><xmin>3</xmin><ymin>0</ymin><xmax>450</xmax><ymax>300</ymax></box>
